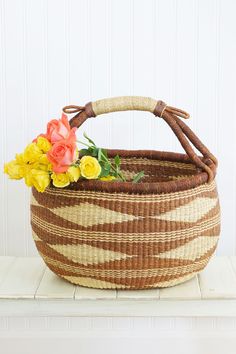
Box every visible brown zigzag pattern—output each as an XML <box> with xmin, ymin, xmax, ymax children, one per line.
<box><xmin>31</xmin><ymin>157</ymin><xmax>220</xmax><ymax>289</ymax></box>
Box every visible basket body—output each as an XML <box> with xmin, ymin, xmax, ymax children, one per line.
<box><xmin>31</xmin><ymin>151</ymin><xmax>220</xmax><ymax>289</ymax></box>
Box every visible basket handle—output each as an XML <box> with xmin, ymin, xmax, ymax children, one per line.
<box><xmin>62</xmin><ymin>96</ymin><xmax>217</xmax><ymax>182</ymax></box>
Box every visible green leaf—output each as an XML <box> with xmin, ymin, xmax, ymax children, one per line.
<box><xmin>100</xmin><ymin>160</ymin><xmax>110</xmax><ymax>170</ymax></box>
<box><xmin>83</xmin><ymin>132</ymin><xmax>96</xmax><ymax>146</ymax></box>
<box><xmin>114</xmin><ymin>155</ymin><xmax>120</xmax><ymax>167</ymax></box>
<box><xmin>79</xmin><ymin>147</ymin><xmax>98</xmax><ymax>158</ymax></box>
<box><xmin>100</xmin><ymin>168</ymin><xmax>110</xmax><ymax>177</ymax></box>
<box><xmin>101</xmin><ymin>148</ymin><xmax>108</xmax><ymax>158</ymax></box>
<box><xmin>79</xmin><ymin>149</ymin><xmax>89</xmax><ymax>157</ymax></box>
<box><xmin>91</xmin><ymin>147</ymin><xmax>98</xmax><ymax>157</ymax></box>
<box><xmin>99</xmin><ymin>162</ymin><xmax>111</xmax><ymax>177</ymax></box>
<box><xmin>98</xmin><ymin>149</ymin><xmax>109</xmax><ymax>163</ymax></box>
<box><xmin>132</xmin><ymin>171</ymin><xmax>145</xmax><ymax>183</ymax></box>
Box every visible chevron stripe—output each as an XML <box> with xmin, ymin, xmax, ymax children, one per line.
<box><xmin>41</xmin><ymin>252</ymin><xmax>212</xmax><ymax>289</ymax></box>
<box><xmin>30</xmin><ymin>194</ymin><xmax>40</xmax><ymax>207</ymax></box>
<box><xmin>31</xmin><ymin>211</ymin><xmax>220</xmax><ymax>241</ymax></box>
<box><xmin>35</xmin><ymin>239</ymin><xmax>216</xmax><ymax>270</ymax></box>
<box><xmin>41</xmin><ymin>253</ymin><xmax>214</xmax><ymax>278</ymax></box>
<box><xmin>156</xmin><ymin>236</ymin><xmax>219</xmax><ymax>260</ymax></box>
<box><xmin>32</xmin><ymin>230</ymin><xmax>41</xmax><ymax>241</ymax></box>
<box><xmin>49</xmin><ymin>243</ymin><xmax>132</xmax><ymax>265</ymax></box>
<box><xmin>154</xmin><ymin>197</ymin><xmax>218</xmax><ymax>223</ymax></box>
<box><xmin>51</xmin><ymin>202</ymin><xmax>138</xmax><ymax>227</ymax></box>
<box><xmin>32</xmin><ymin>221</ymin><xmax>219</xmax><ymax>254</ymax></box>
<box><xmin>62</xmin><ymin>276</ymin><xmax>126</xmax><ymax>289</ymax></box>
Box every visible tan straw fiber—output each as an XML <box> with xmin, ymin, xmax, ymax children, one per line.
<box><xmin>31</xmin><ymin>96</ymin><xmax>220</xmax><ymax>290</ymax></box>
<box><xmin>92</xmin><ymin>96</ymin><xmax>157</xmax><ymax>115</ymax></box>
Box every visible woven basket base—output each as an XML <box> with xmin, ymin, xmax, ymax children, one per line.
<box><xmin>37</xmin><ymin>251</ymin><xmax>213</xmax><ymax>290</ymax></box>
<box><xmin>58</xmin><ymin>271</ymin><xmax>199</xmax><ymax>289</ymax></box>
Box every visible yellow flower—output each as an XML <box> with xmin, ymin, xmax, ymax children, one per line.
<box><xmin>7</xmin><ymin>154</ymin><xmax>32</xmax><ymax>184</ymax></box>
<box><xmin>51</xmin><ymin>172</ymin><xmax>70</xmax><ymax>188</ymax></box>
<box><xmin>67</xmin><ymin>166</ymin><xmax>81</xmax><ymax>182</ymax></box>
<box><xmin>100</xmin><ymin>175</ymin><xmax>116</xmax><ymax>181</ymax></box>
<box><xmin>38</xmin><ymin>154</ymin><xmax>49</xmax><ymax>165</ymax></box>
<box><xmin>29</xmin><ymin>169</ymin><xmax>50</xmax><ymax>192</ymax></box>
<box><xmin>23</xmin><ymin>143</ymin><xmax>42</xmax><ymax>163</ymax></box>
<box><xmin>15</xmin><ymin>153</ymin><xmax>32</xmax><ymax>176</ymax></box>
<box><xmin>36</xmin><ymin>136</ymin><xmax>52</xmax><ymax>153</ymax></box>
<box><xmin>38</xmin><ymin>154</ymin><xmax>52</xmax><ymax>171</ymax></box>
<box><xmin>80</xmin><ymin>156</ymin><xmax>101</xmax><ymax>179</ymax></box>
<box><xmin>15</xmin><ymin>153</ymin><xmax>25</xmax><ymax>165</ymax></box>
<box><xmin>4</xmin><ymin>160</ymin><xmax>24</xmax><ymax>179</ymax></box>
<box><xmin>24</xmin><ymin>169</ymin><xmax>34</xmax><ymax>187</ymax></box>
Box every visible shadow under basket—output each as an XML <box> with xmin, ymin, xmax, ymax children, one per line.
<box><xmin>31</xmin><ymin>150</ymin><xmax>220</xmax><ymax>290</ymax></box>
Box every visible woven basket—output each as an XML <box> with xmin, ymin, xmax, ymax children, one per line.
<box><xmin>31</xmin><ymin>96</ymin><xmax>220</xmax><ymax>289</ymax></box>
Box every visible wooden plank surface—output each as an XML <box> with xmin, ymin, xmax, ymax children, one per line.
<box><xmin>36</xmin><ymin>268</ymin><xmax>75</xmax><ymax>299</ymax></box>
<box><xmin>117</xmin><ymin>289</ymin><xmax>159</xmax><ymax>300</ymax></box>
<box><xmin>0</xmin><ymin>257</ymin><xmax>45</xmax><ymax>299</ymax></box>
<box><xmin>0</xmin><ymin>257</ymin><xmax>15</xmax><ymax>285</ymax></box>
<box><xmin>75</xmin><ymin>286</ymin><xmax>116</xmax><ymax>300</ymax></box>
<box><xmin>230</xmin><ymin>257</ymin><xmax>236</xmax><ymax>275</ymax></box>
<box><xmin>1</xmin><ymin>298</ymin><xmax>236</xmax><ymax>317</ymax></box>
<box><xmin>0</xmin><ymin>256</ymin><xmax>236</xmax><ymax>302</ymax></box>
<box><xmin>199</xmin><ymin>257</ymin><xmax>236</xmax><ymax>299</ymax></box>
<box><xmin>160</xmin><ymin>276</ymin><xmax>201</xmax><ymax>300</ymax></box>
<box><xmin>0</xmin><ymin>256</ymin><xmax>236</xmax><ymax>318</ymax></box>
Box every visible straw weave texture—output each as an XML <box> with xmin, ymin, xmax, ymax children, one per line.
<box><xmin>31</xmin><ymin>156</ymin><xmax>220</xmax><ymax>289</ymax></box>
<box><xmin>92</xmin><ymin>96</ymin><xmax>157</xmax><ymax>116</ymax></box>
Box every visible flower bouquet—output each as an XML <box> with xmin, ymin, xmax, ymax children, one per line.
<box><xmin>4</xmin><ymin>113</ymin><xmax>144</xmax><ymax>191</ymax></box>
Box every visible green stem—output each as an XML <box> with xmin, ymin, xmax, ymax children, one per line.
<box><xmin>100</xmin><ymin>151</ymin><xmax>126</xmax><ymax>182</ymax></box>
<box><xmin>76</xmin><ymin>140</ymin><xmax>91</xmax><ymax>148</ymax></box>
<box><xmin>110</xmin><ymin>165</ymin><xmax>126</xmax><ymax>182</ymax></box>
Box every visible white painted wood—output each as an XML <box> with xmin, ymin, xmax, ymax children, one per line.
<box><xmin>230</xmin><ymin>257</ymin><xmax>236</xmax><ymax>275</ymax></box>
<box><xmin>199</xmin><ymin>257</ymin><xmax>236</xmax><ymax>299</ymax></box>
<box><xmin>35</xmin><ymin>268</ymin><xmax>75</xmax><ymax>299</ymax></box>
<box><xmin>0</xmin><ymin>257</ymin><xmax>45</xmax><ymax>299</ymax></box>
<box><xmin>1</xmin><ymin>299</ymin><xmax>236</xmax><ymax>318</ymax></box>
<box><xmin>1</xmin><ymin>256</ymin><xmax>236</xmax><ymax>304</ymax></box>
<box><xmin>0</xmin><ymin>0</ymin><xmax>235</xmax><ymax>256</ymax></box>
<box><xmin>75</xmin><ymin>286</ymin><xmax>116</xmax><ymax>300</ymax></box>
<box><xmin>2</xmin><ymin>317</ymin><xmax>236</xmax><ymax>332</ymax></box>
<box><xmin>160</xmin><ymin>276</ymin><xmax>201</xmax><ymax>300</ymax></box>
<box><xmin>117</xmin><ymin>289</ymin><xmax>159</xmax><ymax>300</ymax></box>
<box><xmin>0</xmin><ymin>256</ymin><xmax>235</xmax><ymax>316</ymax></box>
<box><xmin>0</xmin><ymin>257</ymin><xmax>15</xmax><ymax>285</ymax></box>
<box><xmin>1</xmin><ymin>330</ymin><xmax>236</xmax><ymax>354</ymax></box>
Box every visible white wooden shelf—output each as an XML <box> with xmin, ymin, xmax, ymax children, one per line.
<box><xmin>0</xmin><ymin>256</ymin><xmax>236</xmax><ymax>317</ymax></box>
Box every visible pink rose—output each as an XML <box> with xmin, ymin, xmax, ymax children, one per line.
<box><xmin>47</xmin><ymin>137</ymin><xmax>77</xmax><ymax>173</ymax></box>
<box><xmin>46</xmin><ymin>113</ymin><xmax>76</xmax><ymax>144</ymax></box>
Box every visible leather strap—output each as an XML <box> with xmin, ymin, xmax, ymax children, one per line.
<box><xmin>62</xmin><ymin>97</ymin><xmax>217</xmax><ymax>182</ymax></box>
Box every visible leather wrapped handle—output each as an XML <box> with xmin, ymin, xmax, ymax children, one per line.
<box><xmin>62</xmin><ymin>96</ymin><xmax>217</xmax><ymax>182</ymax></box>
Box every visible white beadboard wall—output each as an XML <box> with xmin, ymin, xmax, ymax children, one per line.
<box><xmin>1</xmin><ymin>316</ymin><xmax>236</xmax><ymax>354</ymax></box>
<box><xmin>0</xmin><ymin>0</ymin><xmax>236</xmax><ymax>256</ymax></box>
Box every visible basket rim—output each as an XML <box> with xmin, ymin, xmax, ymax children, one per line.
<box><xmin>46</xmin><ymin>149</ymin><xmax>217</xmax><ymax>195</ymax></box>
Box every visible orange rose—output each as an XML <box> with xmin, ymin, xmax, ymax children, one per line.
<box><xmin>46</xmin><ymin>113</ymin><xmax>76</xmax><ymax>143</ymax></box>
<box><xmin>32</xmin><ymin>133</ymin><xmax>48</xmax><ymax>143</ymax></box>
<box><xmin>47</xmin><ymin>138</ymin><xmax>77</xmax><ymax>173</ymax></box>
